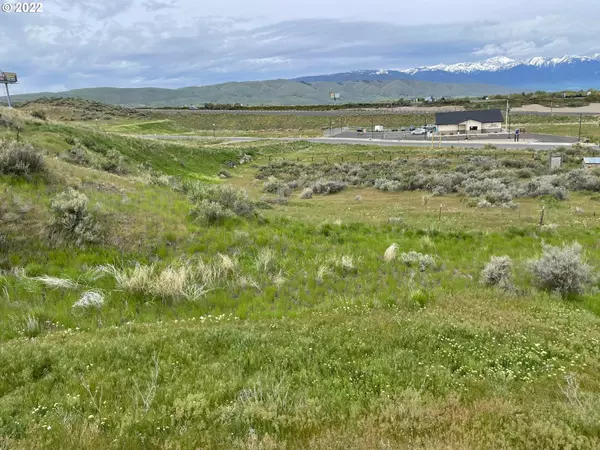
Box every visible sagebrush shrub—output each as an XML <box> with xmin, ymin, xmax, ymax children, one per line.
<box><xmin>30</xmin><ymin>110</ymin><xmax>47</xmax><ymax>120</ymax></box>
<box><xmin>185</xmin><ymin>182</ymin><xmax>255</xmax><ymax>223</ymax></box>
<box><xmin>0</xmin><ymin>140</ymin><xmax>45</xmax><ymax>175</ymax></box>
<box><xmin>480</xmin><ymin>256</ymin><xmax>513</xmax><ymax>290</ymax></box>
<box><xmin>191</xmin><ymin>200</ymin><xmax>234</xmax><ymax>225</ymax></box>
<box><xmin>464</xmin><ymin>178</ymin><xmax>512</xmax><ymax>204</ymax></box>
<box><xmin>263</xmin><ymin>177</ymin><xmax>283</xmax><ymax>193</ymax></box>
<box><xmin>0</xmin><ymin>108</ymin><xmax>25</xmax><ymax>131</ymax></box>
<box><xmin>310</xmin><ymin>179</ymin><xmax>347</xmax><ymax>195</ymax></box>
<box><xmin>101</xmin><ymin>149</ymin><xmax>129</xmax><ymax>174</ymax></box>
<box><xmin>528</xmin><ymin>242</ymin><xmax>594</xmax><ymax>298</ymax></box>
<box><xmin>519</xmin><ymin>176</ymin><xmax>567</xmax><ymax>200</ymax></box>
<box><xmin>399</xmin><ymin>252</ymin><xmax>437</xmax><ymax>271</ymax></box>
<box><xmin>61</xmin><ymin>146</ymin><xmax>91</xmax><ymax>166</ymax></box>
<box><xmin>374</xmin><ymin>179</ymin><xmax>404</xmax><ymax>192</ymax></box>
<box><xmin>47</xmin><ymin>189</ymin><xmax>101</xmax><ymax>246</ymax></box>
<box><xmin>300</xmin><ymin>188</ymin><xmax>313</xmax><ymax>199</ymax></box>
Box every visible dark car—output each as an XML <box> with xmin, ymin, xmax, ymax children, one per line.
<box><xmin>400</xmin><ymin>127</ymin><xmax>407</xmax><ymax>132</ymax></box>
<box><xmin>409</xmin><ymin>126</ymin><xmax>416</xmax><ymax>131</ymax></box>
<box><xmin>391</xmin><ymin>128</ymin><xmax>398</xmax><ymax>132</ymax></box>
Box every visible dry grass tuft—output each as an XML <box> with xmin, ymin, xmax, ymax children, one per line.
<box><xmin>255</xmin><ymin>248</ymin><xmax>276</xmax><ymax>273</ymax></box>
<box><xmin>73</xmin><ymin>291</ymin><xmax>105</xmax><ymax>309</ymax></box>
<box><xmin>383</xmin><ymin>243</ymin><xmax>399</xmax><ymax>262</ymax></box>
<box><xmin>31</xmin><ymin>275</ymin><xmax>79</xmax><ymax>290</ymax></box>
<box><xmin>316</xmin><ymin>264</ymin><xmax>332</xmax><ymax>284</ymax></box>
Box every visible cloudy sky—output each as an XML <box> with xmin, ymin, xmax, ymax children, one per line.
<box><xmin>1</xmin><ymin>0</ymin><xmax>599</xmax><ymax>94</ymax></box>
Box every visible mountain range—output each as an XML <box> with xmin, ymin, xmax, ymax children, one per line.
<box><xmin>3</xmin><ymin>54</ymin><xmax>598</xmax><ymax>107</ymax></box>
<box><xmin>295</xmin><ymin>54</ymin><xmax>600</xmax><ymax>90</ymax></box>
<box><xmin>2</xmin><ymin>79</ymin><xmax>510</xmax><ymax>107</ymax></box>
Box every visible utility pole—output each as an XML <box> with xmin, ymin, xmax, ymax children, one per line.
<box><xmin>213</xmin><ymin>123</ymin><xmax>216</xmax><ymax>139</ymax></box>
<box><xmin>505</xmin><ymin>99</ymin><xmax>509</xmax><ymax>138</ymax></box>
<box><xmin>3</xmin><ymin>83</ymin><xmax>12</xmax><ymax>108</ymax></box>
<box><xmin>371</xmin><ymin>117</ymin><xmax>374</xmax><ymax>139</ymax></box>
<box><xmin>578</xmin><ymin>113</ymin><xmax>583</xmax><ymax>142</ymax></box>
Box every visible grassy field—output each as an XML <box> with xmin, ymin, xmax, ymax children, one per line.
<box><xmin>517</xmin><ymin>123</ymin><xmax>600</xmax><ymax>143</ymax></box>
<box><xmin>2</xmin><ymin>107</ymin><xmax>600</xmax><ymax>448</ymax></box>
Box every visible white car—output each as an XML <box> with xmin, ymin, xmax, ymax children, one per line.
<box><xmin>411</xmin><ymin>128</ymin><xmax>427</xmax><ymax>135</ymax></box>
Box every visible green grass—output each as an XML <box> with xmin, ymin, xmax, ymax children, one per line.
<box><xmin>152</xmin><ymin>111</ymin><xmax>435</xmax><ymax>133</ymax></box>
<box><xmin>518</xmin><ymin>123</ymin><xmax>600</xmax><ymax>143</ymax></box>
<box><xmin>102</xmin><ymin>119</ymin><xmax>192</xmax><ymax>135</ymax></box>
<box><xmin>3</xmin><ymin>111</ymin><xmax>600</xmax><ymax>448</ymax></box>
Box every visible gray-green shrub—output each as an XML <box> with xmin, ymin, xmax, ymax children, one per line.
<box><xmin>191</xmin><ymin>200</ymin><xmax>234</xmax><ymax>225</ymax></box>
<box><xmin>300</xmin><ymin>188</ymin><xmax>313</xmax><ymax>199</ymax></box>
<box><xmin>0</xmin><ymin>140</ymin><xmax>45</xmax><ymax>176</ymax></box>
<box><xmin>528</xmin><ymin>242</ymin><xmax>593</xmax><ymax>298</ymax></box>
<box><xmin>185</xmin><ymin>182</ymin><xmax>256</xmax><ymax>223</ymax></box>
<box><xmin>310</xmin><ymin>179</ymin><xmax>347</xmax><ymax>195</ymax></box>
<box><xmin>47</xmin><ymin>188</ymin><xmax>101</xmax><ymax>246</ymax></box>
<box><xmin>480</xmin><ymin>256</ymin><xmax>513</xmax><ymax>290</ymax></box>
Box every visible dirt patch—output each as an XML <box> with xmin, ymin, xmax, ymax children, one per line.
<box><xmin>513</xmin><ymin>103</ymin><xmax>600</xmax><ymax>114</ymax></box>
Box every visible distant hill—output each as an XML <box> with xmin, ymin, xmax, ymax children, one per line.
<box><xmin>294</xmin><ymin>54</ymin><xmax>600</xmax><ymax>91</ymax></box>
<box><xmin>2</xmin><ymin>79</ymin><xmax>512</xmax><ymax>107</ymax></box>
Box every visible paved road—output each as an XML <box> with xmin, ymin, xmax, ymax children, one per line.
<box><xmin>335</xmin><ymin>131</ymin><xmax>579</xmax><ymax>144</ymax></box>
<box><xmin>139</xmin><ymin>134</ymin><xmax>598</xmax><ymax>151</ymax></box>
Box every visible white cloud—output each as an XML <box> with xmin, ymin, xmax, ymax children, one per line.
<box><xmin>1</xmin><ymin>0</ymin><xmax>599</xmax><ymax>93</ymax></box>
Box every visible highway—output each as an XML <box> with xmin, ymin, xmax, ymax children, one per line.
<box><xmin>139</xmin><ymin>134</ymin><xmax>599</xmax><ymax>151</ymax></box>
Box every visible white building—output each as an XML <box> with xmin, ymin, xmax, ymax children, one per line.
<box><xmin>435</xmin><ymin>109</ymin><xmax>504</xmax><ymax>135</ymax></box>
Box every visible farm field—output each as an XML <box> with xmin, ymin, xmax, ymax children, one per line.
<box><xmin>2</xmin><ymin>106</ymin><xmax>600</xmax><ymax>448</ymax></box>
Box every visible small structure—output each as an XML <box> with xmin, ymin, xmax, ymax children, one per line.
<box><xmin>550</xmin><ymin>156</ymin><xmax>562</xmax><ymax>169</ymax></box>
<box><xmin>435</xmin><ymin>109</ymin><xmax>504</xmax><ymax>135</ymax></box>
<box><xmin>582</xmin><ymin>157</ymin><xmax>600</xmax><ymax>169</ymax></box>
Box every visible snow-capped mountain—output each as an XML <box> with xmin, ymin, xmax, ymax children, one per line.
<box><xmin>294</xmin><ymin>54</ymin><xmax>600</xmax><ymax>90</ymax></box>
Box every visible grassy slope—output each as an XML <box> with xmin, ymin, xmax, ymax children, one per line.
<box><xmin>2</xmin><ymin>112</ymin><xmax>600</xmax><ymax>448</ymax></box>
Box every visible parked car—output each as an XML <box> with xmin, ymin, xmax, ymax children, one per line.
<box><xmin>357</xmin><ymin>128</ymin><xmax>364</xmax><ymax>133</ymax></box>
<box><xmin>400</xmin><ymin>127</ymin><xmax>408</xmax><ymax>132</ymax></box>
<box><xmin>411</xmin><ymin>128</ymin><xmax>427</xmax><ymax>135</ymax></box>
<box><xmin>391</xmin><ymin>128</ymin><xmax>398</xmax><ymax>132</ymax></box>
<box><xmin>408</xmin><ymin>126</ymin><xmax>416</xmax><ymax>131</ymax></box>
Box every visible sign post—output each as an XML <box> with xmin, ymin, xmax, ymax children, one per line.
<box><xmin>0</xmin><ymin>71</ymin><xmax>18</xmax><ymax>108</ymax></box>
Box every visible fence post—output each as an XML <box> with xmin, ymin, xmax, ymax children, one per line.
<box><xmin>539</xmin><ymin>206</ymin><xmax>545</xmax><ymax>226</ymax></box>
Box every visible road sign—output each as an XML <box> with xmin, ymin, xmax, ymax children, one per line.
<box><xmin>0</xmin><ymin>72</ymin><xmax>17</xmax><ymax>84</ymax></box>
<box><xmin>550</xmin><ymin>156</ymin><xmax>562</xmax><ymax>169</ymax></box>
<box><xmin>329</xmin><ymin>92</ymin><xmax>340</xmax><ymax>100</ymax></box>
